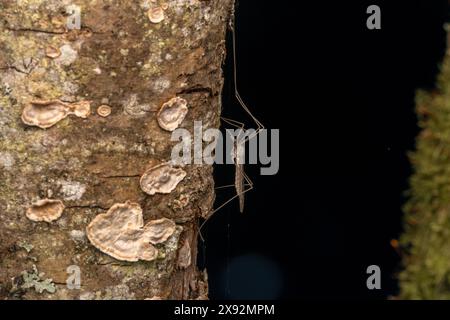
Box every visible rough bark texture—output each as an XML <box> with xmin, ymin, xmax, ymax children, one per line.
<box><xmin>400</xmin><ymin>25</ymin><xmax>450</xmax><ymax>299</ymax></box>
<box><xmin>0</xmin><ymin>0</ymin><xmax>233</xmax><ymax>300</ymax></box>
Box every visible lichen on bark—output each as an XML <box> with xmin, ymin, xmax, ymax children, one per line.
<box><xmin>0</xmin><ymin>0</ymin><xmax>233</xmax><ymax>300</ymax></box>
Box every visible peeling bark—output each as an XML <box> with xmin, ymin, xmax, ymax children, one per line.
<box><xmin>0</xmin><ymin>0</ymin><xmax>233</xmax><ymax>300</ymax></box>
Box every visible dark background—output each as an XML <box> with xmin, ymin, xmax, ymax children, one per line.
<box><xmin>201</xmin><ymin>0</ymin><xmax>448</xmax><ymax>299</ymax></box>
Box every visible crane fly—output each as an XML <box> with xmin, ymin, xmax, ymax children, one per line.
<box><xmin>200</xmin><ymin>4</ymin><xmax>265</xmax><ymax>231</ymax></box>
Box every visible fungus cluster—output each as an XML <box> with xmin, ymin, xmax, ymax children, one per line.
<box><xmin>157</xmin><ymin>97</ymin><xmax>189</xmax><ymax>132</ymax></box>
<box><xmin>26</xmin><ymin>199</ymin><xmax>65</xmax><ymax>223</ymax></box>
<box><xmin>140</xmin><ymin>163</ymin><xmax>186</xmax><ymax>195</ymax></box>
<box><xmin>16</xmin><ymin>6</ymin><xmax>196</xmax><ymax>270</ymax></box>
<box><xmin>21</xmin><ymin>100</ymin><xmax>91</xmax><ymax>129</ymax></box>
<box><xmin>86</xmin><ymin>202</ymin><xmax>176</xmax><ymax>262</ymax></box>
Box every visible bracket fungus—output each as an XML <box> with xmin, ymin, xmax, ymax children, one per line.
<box><xmin>140</xmin><ymin>163</ymin><xmax>186</xmax><ymax>195</ymax></box>
<box><xmin>157</xmin><ymin>97</ymin><xmax>188</xmax><ymax>132</ymax></box>
<box><xmin>86</xmin><ymin>202</ymin><xmax>176</xmax><ymax>262</ymax></box>
<box><xmin>21</xmin><ymin>100</ymin><xmax>91</xmax><ymax>129</ymax></box>
<box><xmin>26</xmin><ymin>199</ymin><xmax>65</xmax><ymax>223</ymax></box>
<box><xmin>45</xmin><ymin>46</ymin><xmax>61</xmax><ymax>59</ymax></box>
<box><xmin>97</xmin><ymin>105</ymin><xmax>112</xmax><ymax>117</ymax></box>
<box><xmin>70</xmin><ymin>101</ymin><xmax>91</xmax><ymax>118</ymax></box>
<box><xmin>148</xmin><ymin>7</ymin><xmax>165</xmax><ymax>24</ymax></box>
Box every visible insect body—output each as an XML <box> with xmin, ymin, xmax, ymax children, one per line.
<box><xmin>201</xmin><ymin>2</ymin><xmax>264</xmax><ymax>228</ymax></box>
<box><xmin>234</xmin><ymin>140</ymin><xmax>245</xmax><ymax>213</ymax></box>
<box><xmin>223</xmin><ymin>5</ymin><xmax>265</xmax><ymax>214</ymax></box>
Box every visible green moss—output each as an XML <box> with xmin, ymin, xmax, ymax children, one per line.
<box><xmin>400</xmin><ymin>49</ymin><xmax>450</xmax><ymax>299</ymax></box>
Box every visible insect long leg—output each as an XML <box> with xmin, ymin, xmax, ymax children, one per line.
<box><xmin>200</xmin><ymin>8</ymin><xmax>265</xmax><ymax>228</ymax></box>
<box><xmin>200</xmin><ymin>120</ymin><xmax>252</xmax><ymax>231</ymax></box>
<box><xmin>200</xmin><ymin>176</ymin><xmax>253</xmax><ymax>231</ymax></box>
<box><xmin>208</xmin><ymin>180</ymin><xmax>253</xmax><ymax>217</ymax></box>
<box><xmin>215</xmin><ymin>184</ymin><xmax>239</xmax><ymax>190</ymax></box>
<box><xmin>231</xmin><ymin>19</ymin><xmax>265</xmax><ymax>142</ymax></box>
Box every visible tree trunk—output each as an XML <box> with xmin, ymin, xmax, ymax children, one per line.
<box><xmin>400</xmin><ymin>24</ymin><xmax>450</xmax><ymax>300</ymax></box>
<box><xmin>0</xmin><ymin>0</ymin><xmax>233</xmax><ymax>300</ymax></box>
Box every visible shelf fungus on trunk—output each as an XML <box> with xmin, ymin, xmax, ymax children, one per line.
<box><xmin>97</xmin><ymin>105</ymin><xmax>112</xmax><ymax>117</ymax></box>
<box><xmin>157</xmin><ymin>97</ymin><xmax>189</xmax><ymax>132</ymax></box>
<box><xmin>69</xmin><ymin>101</ymin><xmax>91</xmax><ymax>118</ymax></box>
<box><xmin>86</xmin><ymin>202</ymin><xmax>176</xmax><ymax>262</ymax></box>
<box><xmin>140</xmin><ymin>163</ymin><xmax>187</xmax><ymax>195</ymax></box>
<box><xmin>45</xmin><ymin>46</ymin><xmax>62</xmax><ymax>59</ymax></box>
<box><xmin>21</xmin><ymin>100</ymin><xmax>91</xmax><ymax>129</ymax></box>
<box><xmin>26</xmin><ymin>199</ymin><xmax>65</xmax><ymax>223</ymax></box>
<box><xmin>148</xmin><ymin>6</ymin><xmax>166</xmax><ymax>24</ymax></box>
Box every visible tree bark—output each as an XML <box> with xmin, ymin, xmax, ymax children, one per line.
<box><xmin>0</xmin><ymin>0</ymin><xmax>233</xmax><ymax>300</ymax></box>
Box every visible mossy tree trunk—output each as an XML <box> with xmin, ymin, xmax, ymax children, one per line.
<box><xmin>400</xmin><ymin>25</ymin><xmax>450</xmax><ymax>299</ymax></box>
<box><xmin>0</xmin><ymin>0</ymin><xmax>233</xmax><ymax>300</ymax></box>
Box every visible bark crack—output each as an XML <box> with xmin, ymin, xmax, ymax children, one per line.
<box><xmin>5</xmin><ymin>27</ymin><xmax>66</xmax><ymax>35</ymax></box>
<box><xmin>177</xmin><ymin>86</ymin><xmax>215</xmax><ymax>97</ymax></box>
<box><xmin>0</xmin><ymin>65</ymin><xmax>30</xmax><ymax>75</ymax></box>
<box><xmin>66</xmin><ymin>205</ymin><xmax>109</xmax><ymax>211</ymax></box>
<box><xmin>4</xmin><ymin>26</ymin><xmax>104</xmax><ymax>35</ymax></box>
<box><xmin>98</xmin><ymin>174</ymin><xmax>141</xmax><ymax>179</ymax></box>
